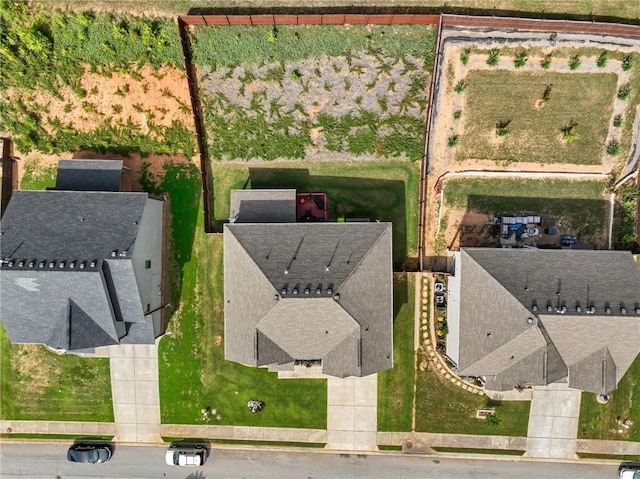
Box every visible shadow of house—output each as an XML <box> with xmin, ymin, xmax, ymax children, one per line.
<box><xmin>214</xmin><ymin>168</ymin><xmax>409</xmax><ymax>269</ymax></box>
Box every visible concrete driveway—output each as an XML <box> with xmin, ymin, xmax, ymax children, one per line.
<box><xmin>525</xmin><ymin>383</ymin><xmax>582</xmax><ymax>458</ymax></box>
<box><xmin>326</xmin><ymin>374</ymin><xmax>378</xmax><ymax>451</ymax></box>
<box><xmin>106</xmin><ymin>343</ymin><xmax>161</xmax><ymax>443</ymax></box>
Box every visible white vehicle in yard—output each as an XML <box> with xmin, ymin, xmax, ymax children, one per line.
<box><xmin>165</xmin><ymin>445</ymin><xmax>207</xmax><ymax>467</ymax></box>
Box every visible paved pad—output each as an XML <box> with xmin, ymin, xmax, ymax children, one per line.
<box><xmin>326</xmin><ymin>374</ymin><xmax>377</xmax><ymax>450</ymax></box>
<box><xmin>525</xmin><ymin>383</ymin><xmax>581</xmax><ymax>458</ymax></box>
<box><xmin>107</xmin><ymin>343</ymin><xmax>161</xmax><ymax>443</ymax></box>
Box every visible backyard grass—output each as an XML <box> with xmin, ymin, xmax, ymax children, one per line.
<box><xmin>578</xmin><ymin>353</ymin><xmax>640</xmax><ymax>442</ymax></box>
<box><xmin>210</xmin><ymin>160</ymin><xmax>420</xmax><ymax>268</ymax></box>
<box><xmin>443</xmin><ymin>178</ymin><xmax>609</xmax><ymax>243</ymax></box>
<box><xmin>433</xmin><ymin>447</ymin><xmax>525</xmax><ymax>455</ymax></box>
<box><xmin>156</xmin><ymin>165</ymin><xmax>326</xmax><ymax>428</ymax></box>
<box><xmin>415</xmin><ymin>350</ymin><xmax>531</xmax><ymax>436</ymax></box>
<box><xmin>19</xmin><ymin>158</ymin><xmax>57</xmax><ymax>190</ymax></box>
<box><xmin>194</xmin><ymin>25</ymin><xmax>434</xmax><ymax>162</ymax></box>
<box><xmin>456</xmin><ymin>70</ymin><xmax>618</xmax><ymax>165</ymax></box>
<box><xmin>378</xmin><ymin>273</ymin><xmax>415</xmax><ymax>432</ymax></box>
<box><xmin>0</xmin><ymin>324</ymin><xmax>114</xmax><ymax>422</ymax></box>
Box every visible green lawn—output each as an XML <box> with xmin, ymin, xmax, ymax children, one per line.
<box><xmin>19</xmin><ymin>159</ymin><xmax>57</xmax><ymax>190</ymax></box>
<box><xmin>433</xmin><ymin>447</ymin><xmax>525</xmax><ymax>455</ymax></box>
<box><xmin>211</xmin><ymin>160</ymin><xmax>420</xmax><ymax>269</ymax></box>
<box><xmin>415</xmin><ymin>350</ymin><xmax>530</xmax><ymax>436</ymax></box>
<box><xmin>456</xmin><ymin>70</ymin><xmax>618</xmax><ymax>165</ymax></box>
<box><xmin>156</xmin><ymin>164</ymin><xmax>327</xmax><ymax>428</ymax></box>
<box><xmin>443</xmin><ymin>178</ymin><xmax>608</xmax><ymax>243</ymax></box>
<box><xmin>0</xmin><ymin>324</ymin><xmax>113</xmax><ymax>422</ymax></box>
<box><xmin>378</xmin><ymin>273</ymin><xmax>415</xmax><ymax>432</ymax></box>
<box><xmin>578</xmin><ymin>353</ymin><xmax>640</xmax><ymax>442</ymax></box>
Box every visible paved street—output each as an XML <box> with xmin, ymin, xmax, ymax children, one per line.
<box><xmin>0</xmin><ymin>443</ymin><xmax>621</xmax><ymax>479</ymax></box>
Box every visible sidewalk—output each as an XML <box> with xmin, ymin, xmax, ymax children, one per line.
<box><xmin>3</xmin><ymin>419</ymin><xmax>639</xmax><ymax>457</ymax></box>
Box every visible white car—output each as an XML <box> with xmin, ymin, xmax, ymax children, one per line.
<box><xmin>165</xmin><ymin>446</ymin><xmax>207</xmax><ymax>467</ymax></box>
<box><xmin>620</xmin><ymin>466</ymin><xmax>640</xmax><ymax>479</ymax></box>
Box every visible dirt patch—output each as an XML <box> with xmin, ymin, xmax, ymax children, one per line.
<box><xmin>444</xmin><ymin>209</ymin><xmax>496</xmax><ymax>250</ymax></box>
<box><xmin>12</xmin><ymin>345</ymin><xmax>56</xmax><ymax>389</ymax></box>
<box><xmin>8</xmin><ymin>65</ymin><xmax>195</xmax><ymax>138</ymax></box>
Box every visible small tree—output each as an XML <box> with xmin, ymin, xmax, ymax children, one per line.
<box><xmin>496</xmin><ymin>119</ymin><xmax>511</xmax><ymax>137</ymax></box>
<box><xmin>606</xmin><ymin>139</ymin><xmax>620</xmax><ymax>155</ymax></box>
<box><xmin>486</xmin><ymin>413</ymin><xmax>501</xmax><ymax>427</ymax></box>
<box><xmin>613</xmin><ymin>114</ymin><xmax>623</xmax><ymax>127</ymax></box>
<box><xmin>542</xmin><ymin>84</ymin><xmax>553</xmax><ymax>103</ymax></box>
<box><xmin>569</xmin><ymin>55</ymin><xmax>581</xmax><ymax>70</ymax></box>
<box><xmin>622</xmin><ymin>55</ymin><xmax>634</xmax><ymax>71</ymax></box>
<box><xmin>447</xmin><ymin>135</ymin><xmax>459</xmax><ymax>147</ymax></box>
<box><xmin>487</xmin><ymin>49</ymin><xmax>500</xmax><ymax>66</ymax></box>
<box><xmin>514</xmin><ymin>51</ymin><xmax>528</xmax><ymax>68</ymax></box>
<box><xmin>453</xmin><ymin>110</ymin><xmax>462</xmax><ymax>120</ymax></box>
<box><xmin>460</xmin><ymin>49</ymin><xmax>470</xmax><ymax>65</ymax></box>
<box><xmin>618</xmin><ymin>84</ymin><xmax>631</xmax><ymax>100</ymax></box>
<box><xmin>561</xmin><ymin>120</ymin><xmax>580</xmax><ymax>143</ymax></box>
<box><xmin>596</xmin><ymin>51</ymin><xmax>608</xmax><ymax>68</ymax></box>
<box><xmin>454</xmin><ymin>80</ymin><xmax>467</xmax><ymax>93</ymax></box>
<box><xmin>540</xmin><ymin>55</ymin><xmax>552</xmax><ymax>69</ymax></box>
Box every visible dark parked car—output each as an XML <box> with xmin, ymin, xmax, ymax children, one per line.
<box><xmin>67</xmin><ymin>444</ymin><xmax>112</xmax><ymax>464</ymax></box>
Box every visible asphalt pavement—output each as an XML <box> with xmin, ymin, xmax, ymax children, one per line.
<box><xmin>0</xmin><ymin>442</ymin><xmax>622</xmax><ymax>479</ymax></box>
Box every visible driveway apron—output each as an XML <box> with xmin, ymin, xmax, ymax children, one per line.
<box><xmin>107</xmin><ymin>344</ymin><xmax>161</xmax><ymax>443</ymax></box>
<box><xmin>525</xmin><ymin>383</ymin><xmax>581</xmax><ymax>458</ymax></box>
<box><xmin>326</xmin><ymin>374</ymin><xmax>378</xmax><ymax>451</ymax></box>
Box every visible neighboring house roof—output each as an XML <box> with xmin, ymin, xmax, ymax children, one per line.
<box><xmin>457</xmin><ymin>248</ymin><xmax>640</xmax><ymax>394</ymax></box>
<box><xmin>55</xmin><ymin>159</ymin><xmax>123</xmax><ymax>192</ymax></box>
<box><xmin>224</xmin><ymin>221</ymin><xmax>393</xmax><ymax>378</ymax></box>
<box><xmin>229</xmin><ymin>189</ymin><xmax>296</xmax><ymax>223</ymax></box>
<box><xmin>0</xmin><ymin>189</ymin><xmax>157</xmax><ymax>352</ymax></box>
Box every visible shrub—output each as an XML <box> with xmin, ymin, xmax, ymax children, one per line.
<box><xmin>486</xmin><ymin>413</ymin><xmax>502</xmax><ymax>427</ymax></box>
<box><xmin>622</xmin><ymin>55</ymin><xmax>634</xmax><ymax>71</ymax></box>
<box><xmin>618</xmin><ymin>84</ymin><xmax>631</xmax><ymax>100</ymax></box>
<box><xmin>542</xmin><ymin>84</ymin><xmax>553</xmax><ymax>103</ymax></box>
<box><xmin>540</xmin><ymin>55</ymin><xmax>552</xmax><ymax>69</ymax></box>
<box><xmin>613</xmin><ymin>114</ymin><xmax>623</xmax><ymax>127</ymax></box>
<box><xmin>569</xmin><ymin>55</ymin><xmax>581</xmax><ymax>70</ymax></box>
<box><xmin>487</xmin><ymin>49</ymin><xmax>500</xmax><ymax>66</ymax></box>
<box><xmin>514</xmin><ymin>51</ymin><xmax>528</xmax><ymax>68</ymax></box>
<box><xmin>606</xmin><ymin>139</ymin><xmax>620</xmax><ymax>155</ymax></box>
<box><xmin>454</xmin><ymin>80</ymin><xmax>467</xmax><ymax>93</ymax></box>
<box><xmin>596</xmin><ymin>51</ymin><xmax>608</xmax><ymax>68</ymax></box>
<box><xmin>496</xmin><ymin>119</ymin><xmax>511</xmax><ymax>137</ymax></box>
<box><xmin>460</xmin><ymin>49</ymin><xmax>470</xmax><ymax>65</ymax></box>
<box><xmin>447</xmin><ymin>135</ymin><xmax>459</xmax><ymax>147</ymax></box>
<box><xmin>561</xmin><ymin>120</ymin><xmax>579</xmax><ymax>143</ymax></box>
<box><xmin>453</xmin><ymin>110</ymin><xmax>462</xmax><ymax>120</ymax></box>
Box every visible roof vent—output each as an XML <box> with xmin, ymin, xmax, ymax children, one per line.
<box><xmin>316</xmin><ymin>287</ymin><xmax>321</xmax><ymax>295</ymax></box>
<box><xmin>7</xmin><ymin>260</ymin><xmax>14</xmax><ymax>267</ymax></box>
<box><xmin>69</xmin><ymin>261</ymin><xmax>76</xmax><ymax>269</ymax></box>
<box><xmin>531</xmin><ymin>304</ymin><xmax>538</xmax><ymax>312</ymax></box>
<box><xmin>605</xmin><ymin>306</ymin><xmax>612</xmax><ymax>314</ymax></box>
<box><xmin>333</xmin><ymin>293</ymin><xmax>340</xmax><ymax>301</ymax></box>
<box><xmin>119</xmin><ymin>250</ymin><xmax>127</xmax><ymax>257</ymax></box>
<box><xmin>274</xmin><ymin>294</ymin><xmax>280</xmax><ymax>301</ymax></box>
<box><xmin>48</xmin><ymin>261</ymin><xmax>55</xmax><ymax>268</ymax></box>
<box><xmin>527</xmin><ymin>317</ymin><xmax>534</xmax><ymax>324</ymax></box>
<box><xmin>38</xmin><ymin>261</ymin><xmax>45</xmax><ymax>268</ymax></box>
<box><xmin>79</xmin><ymin>261</ymin><xmax>86</xmax><ymax>269</ymax></box>
<box><xmin>292</xmin><ymin>287</ymin><xmax>298</xmax><ymax>295</ymax></box>
<box><xmin>28</xmin><ymin>260</ymin><xmax>35</xmax><ymax>268</ymax></box>
<box><xmin>327</xmin><ymin>287</ymin><xmax>333</xmax><ymax>295</ymax></box>
<box><xmin>324</xmin><ymin>265</ymin><xmax>330</xmax><ymax>272</ymax></box>
<box><xmin>59</xmin><ymin>261</ymin><xmax>65</xmax><ymax>268</ymax></box>
<box><xmin>284</xmin><ymin>268</ymin><xmax>289</xmax><ymax>275</ymax></box>
<box><xmin>576</xmin><ymin>305</ymin><xmax>582</xmax><ymax>312</ymax></box>
<box><xmin>90</xmin><ymin>260</ymin><xmax>97</xmax><ymax>268</ymax></box>
<box><xmin>590</xmin><ymin>306</ymin><xmax>596</xmax><ymax>314</ymax></box>
<box><xmin>546</xmin><ymin>305</ymin><xmax>553</xmax><ymax>312</ymax></box>
<box><xmin>621</xmin><ymin>307</ymin><xmax>627</xmax><ymax>314</ymax></box>
<box><xmin>281</xmin><ymin>287</ymin><xmax>287</xmax><ymax>296</ymax></box>
<box><xmin>18</xmin><ymin>260</ymin><xmax>24</xmax><ymax>267</ymax></box>
<box><xmin>636</xmin><ymin>307</ymin><xmax>640</xmax><ymax>315</ymax></box>
<box><xmin>304</xmin><ymin>287</ymin><xmax>310</xmax><ymax>295</ymax></box>
<box><xmin>111</xmin><ymin>250</ymin><xmax>117</xmax><ymax>257</ymax></box>
<box><xmin>561</xmin><ymin>306</ymin><xmax>567</xmax><ymax>314</ymax></box>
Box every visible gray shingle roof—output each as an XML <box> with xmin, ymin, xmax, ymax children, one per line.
<box><xmin>55</xmin><ymin>159</ymin><xmax>123</xmax><ymax>192</ymax></box>
<box><xmin>458</xmin><ymin>248</ymin><xmax>640</xmax><ymax>393</ymax></box>
<box><xmin>229</xmin><ymin>189</ymin><xmax>296</xmax><ymax>223</ymax></box>
<box><xmin>0</xmin><ymin>189</ymin><xmax>156</xmax><ymax>351</ymax></box>
<box><xmin>224</xmin><ymin>222</ymin><xmax>393</xmax><ymax>378</ymax></box>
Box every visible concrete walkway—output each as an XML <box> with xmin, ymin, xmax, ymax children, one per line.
<box><xmin>326</xmin><ymin>375</ymin><xmax>378</xmax><ymax>451</ymax></box>
<box><xmin>525</xmin><ymin>383</ymin><xmax>582</xmax><ymax>459</ymax></box>
<box><xmin>105</xmin><ymin>344</ymin><xmax>161</xmax><ymax>443</ymax></box>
